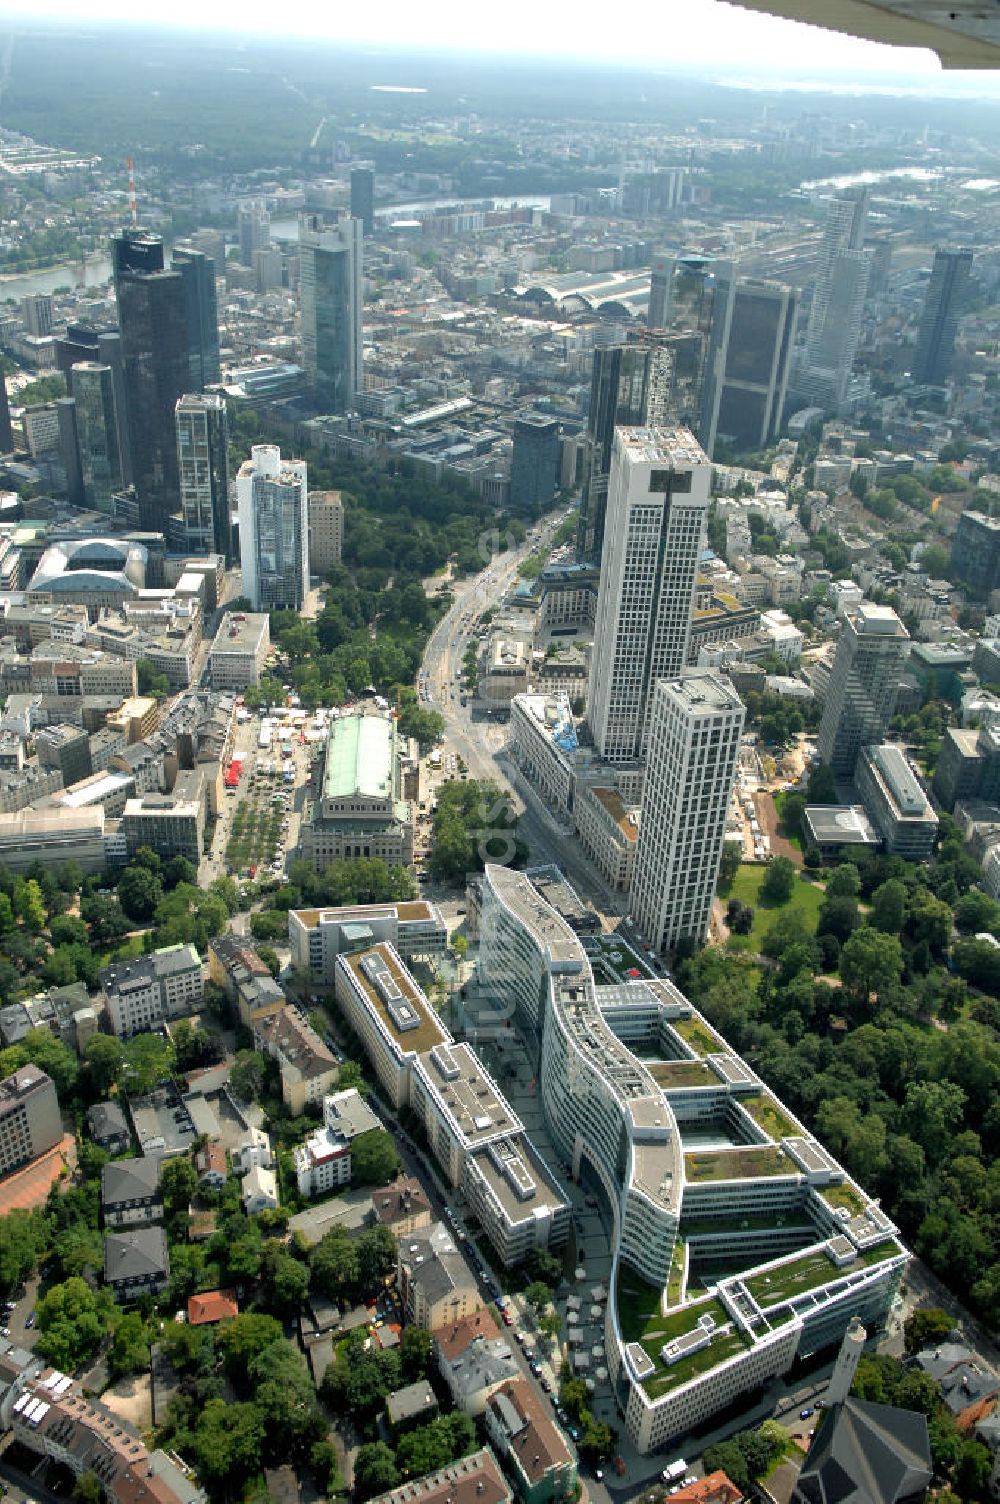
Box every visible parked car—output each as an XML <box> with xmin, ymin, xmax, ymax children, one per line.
<box><xmin>800</xmin><ymin>1408</ymin><xmax>813</xmax><ymax>1420</ymax></box>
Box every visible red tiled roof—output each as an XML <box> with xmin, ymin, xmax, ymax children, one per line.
<box><xmin>187</xmin><ymin>1289</ymin><xmax>239</xmax><ymax>1325</ymax></box>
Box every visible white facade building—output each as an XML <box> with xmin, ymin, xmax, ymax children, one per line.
<box><xmin>236</xmin><ymin>444</ymin><xmax>309</xmax><ymax>612</ymax></box>
<box><xmin>588</xmin><ymin>427</ymin><xmax>710</xmax><ymax>763</ymax></box>
<box><xmin>630</xmin><ymin>671</ymin><xmax>745</xmax><ymax>954</ymax></box>
<box><xmin>293</xmin><ymin>1087</ymin><xmax>381</xmax><ymax>1198</ymax></box>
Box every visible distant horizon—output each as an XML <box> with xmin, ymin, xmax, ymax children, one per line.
<box><xmin>0</xmin><ymin>3</ymin><xmax>965</xmax><ymax>84</ymax></box>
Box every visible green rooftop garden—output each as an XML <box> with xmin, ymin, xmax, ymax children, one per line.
<box><xmin>667</xmin><ymin>1237</ymin><xmax>686</xmax><ymax>1307</ymax></box>
<box><xmin>744</xmin><ymin>1248</ymin><xmax>841</xmax><ymax>1306</ymax></box>
<box><xmin>685</xmin><ymin>1145</ymin><xmax>793</xmax><ymax>1182</ymax></box>
<box><xmin>648</xmin><ymin>1060</ymin><xmax>719</xmax><ymax>1089</ymax></box>
<box><xmin>820</xmin><ymin>1182</ymin><xmax>867</xmax><ymax>1217</ymax></box>
<box><xmin>617</xmin><ymin>1269</ymin><xmax>751</xmax><ymax>1397</ymax></box>
<box><xmin>860</xmin><ymin>1239</ymin><xmax>904</xmax><ymax>1266</ymax></box>
<box><xmin>682</xmin><ymin>1211</ymin><xmax>815</xmax><ymax>1238</ymax></box>
<box><xmin>742</xmin><ymin>1094</ymin><xmax>799</xmax><ymax>1142</ymax></box>
<box><xmin>668</xmin><ymin>1014</ymin><xmax>723</xmax><ymax>1057</ymax></box>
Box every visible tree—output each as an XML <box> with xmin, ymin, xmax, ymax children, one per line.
<box><xmin>350</xmin><ymin>1128</ymin><xmax>401</xmax><ymax>1186</ymax></box>
<box><xmin>524</xmin><ymin>1281</ymin><xmax>553</xmax><ymax>1314</ymax></box>
<box><xmin>839</xmin><ymin>928</ymin><xmax>903</xmax><ymax>1006</ymax></box>
<box><xmin>35</xmin><ymin>1277</ymin><xmax>116</xmax><ymax>1372</ymax></box>
<box><xmin>190</xmin><ymin>1399</ymin><xmax>265</xmax><ymax>1490</ymax></box>
<box><xmin>14</xmin><ymin>878</ymin><xmax>46</xmax><ymax>931</ymax></box>
<box><xmin>309</xmin><ymin>1227</ymin><xmax>359</xmax><ymax>1300</ymax></box>
<box><xmin>22</xmin><ymin>1026</ymin><xmax>78</xmax><ymax>1099</ymax></box>
<box><xmin>261</xmin><ymin>1247</ymin><xmax>310</xmax><ymax>1315</ymax></box>
<box><xmin>353</xmin><ymin>1443</ymin><xmax>399</xmax><ymax>1502</ymax></box>
<box><xmin>717</xmin><ymin>841</ymin><xmax>741</xmax><ymax>891</ymax></box>
<box><xmin>356</xmin><ymin>1225</ymin><xmax>397</xmax><ymax>1293</ymax></box>
<box><xmin>0</xmin><ymin>1208</ymin><xmax>47</xmax><ymax>1296</ymax></box>
<box><xmin>903</xmin><ymin>1307</ymin><xmax>955</xmax><ymax>1355</ymax></box>
<box><xmin>123</xmin><ymin>1032</ymin><xmax>174</xmax><ymax>1095</ymax></box>
<box><xmin>73</xmin><ymin>1474</ymin><xmax>104</xmax><ymax>1504</ymax></box>
<box><xmin>703</xmin><ymin>1440</ymin><xmax>750</xmax><ymax>1494</ymax></box>
<box><xmin>761</xmin><ymin>857</ymin><xmax>796</xmax><ymax>905</ymax></box>
<box><xmin>117</xmin><ymin>865</ymin><xmax>163</xmax><ymax>921</ymax></box>
<box><xmin>230</xmin><ymin>1050</ymin><xmax>267</xmax><ymax>1104</ymax></box>
<box><xmin>578</xmin><ymin>1419</ymin><xmax>615</xmax><ymax>1463</ymax></box>
<box><xmin>871</xmin><ymin>879</ymin><xmax>907</xmax><ymax>935</ymax></box>
<box><xmin>109</xmin><ymin>1311</ymin><xmax>150</xmax><ymax>1377</ymax></box>
<box><xmin>825</xmin><ymin>864</ymin><xmax>861</xmax><ymax>899</ymax></box>
<box><xmin>953</xmin><ymin>889</ymin><xmax>1000</xmax><ymax>934</ymax></box>
<box><xmin>216</xmin><ymin>1313</ymin><xmax>283</xmax><ymax>1379</ymax></box>
<box><xmin>902</xmin><ymin>1080</ymin><xmax>966</xmax><ymax>1165</ymax></box>
<box><xmin>136</xmin><ymin>659</ymin><xmax>170</xmax><ymax>698</ymax></box>
<box><xmin>818</xmin><ymin>894</ymin><xmax>861</xmax><ymax>944</ymax></box>
<box><xmin>399</xmin><ymin>1325</ymin><xmax>433</xmax><ymax>1382</ymax></box>
<box><xmin>807</xmin><ymin>764</ymin><xmax>837</xmax><ymax>804</ymax></box>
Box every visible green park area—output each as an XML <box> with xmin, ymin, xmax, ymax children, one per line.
<box><xmin>225</xmin><ymin>789</ymin><xmax>284</xmax><ymax>874</ymax></box>
<box><xmin>725</xmin><ymin>864</ymin><xmax>825</xmax><ymax>947</ymax></box>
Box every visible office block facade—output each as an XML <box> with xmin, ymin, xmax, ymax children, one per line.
<box><xmin>237</xmin><ymin>444</ymin><xmax>309</xmax><ymax>611</ymax></box>
<box><xmin>113</xmin><ymin>229</ymin><xmax>189</xmax><ymax>529</ymax></box>
<box><xmin>913</xmin><ymin>249</ymin><xmax>974</xmax><ymax>386</ymax></box>
<box><xmin>350</xmin><ymin>166</ymin><xmax>375</xmax><ymax>235</ymax></box>
<box><xmin>951</xmin><ymin>510</ymin><xmax>1000</xmax><ymax>596</ymax></box>
<box><xmin>510</xmin><ymin>413</ymin><xmax>559</xmax><ymax>513</ymax></box>
<box><xmin>171</xmin><ymin>245</ymin><xmax>221</xmax><ymax>390</ymax></box>
<box><xmin>238</xmin><ymin>201</ymin><xmax>270</xmax><ymax>267</ymax></box>
<box><xmin>299</xmin><ymin>215</ymin><xmax>363</xmax><ymax>413</ymax></box>
<box><xmin>798</xmin><ymin>189</ymin><xmax>870</xmax><ymax>413</ymax></box>
<box><xmin>0</xmin><ymin>375</ymin><xmax>12</xmax><ymax>453</ymax></box>
<box><xmin>176</xmin><ymin>393</ymin><xmax>231</xmax><ymax>560</ymax></box>
<box><xmin>578</xmin><ymin>345</ymin><xmax>652</xmax><ymax>558</ymax></box>
<box><xmin>308</xmin><ymin>489</ymin><xmax>344</xmax><ymax>575</ymax></box>
<box><xmin>588</xmin><ymin>426</ymin><xmax>710</xmax><ymax>763</ymax></box>
<box><xmin>817</xmin><ymin>604</ymin><xmax>910</xmax><ymax>776</ymax></box>
<box><xmin>631</xmin><ymin>671</ymin><xmax>745</xmax><ymax>953</ymax></box>
<box><xmin>699</xmin><ymin>270</ymin><xmax>798</xmax><ymax>457</ymax></box>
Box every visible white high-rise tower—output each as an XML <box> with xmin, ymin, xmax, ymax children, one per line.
<box><xmin>236</xmin><ymin>444</ymin><xmax>309</xmax><ymax>612</ymax></box>
<box><xmin>630</xmin><ymin>670</ymin><xmax>745</xmax><ymax>954</ymax></box>
<box><xmin>587</xmin><ymin>426</ymin><xmax>710</xmax><ymax>763</ymax></box>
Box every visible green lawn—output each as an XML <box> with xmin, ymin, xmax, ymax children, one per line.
<box><xmin>726</xmin><ymin>864</ymin><xmax>825</xmax><ymax>947</ymax></box>
<box><xmin>616</xmin><ymin>1271</ymin><xmax>751</xmax><ymax>1396</ymax></box>
<box><xmin>772</xmin><ymin>792</ymin><xmax>805</xmax><ymax>852</ymax></box>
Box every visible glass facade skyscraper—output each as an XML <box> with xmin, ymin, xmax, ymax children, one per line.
<box><xmin>299</xmin><ymin>215</ymin><xmax>363</xmax><ymax>414</ymax></box>
<box><xmin>237</xmin><ymin>444</ymin><xmax>309</xmax><ymax>611</ymax></box>
<box><xmin>176</xmin><ymin>393</ymin><xmax>231</xmax><ymax>561</ymax></box>
<box><xmin>172</xmin><ymin>246</ymin><xmax>221</xmax><ymax>390</ymax></box>
<box><xmin>913</xmin><ymin>248</ymin><xmax>973</xmax><ymax>387</ymax></box>
<box><xmin>113</xmin><ymin>229</ymin><xmax>189</xmax><ymax>530</ymax></box>
<box><xmin>71</xmin><ymin>362</ymin><xmax>123</xmax><ymax>512</ymax></box>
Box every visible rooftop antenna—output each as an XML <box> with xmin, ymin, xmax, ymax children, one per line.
<box><xmin>127</xmin><ymin>157</ymin><xmax>138</xmax><ymax>228</ymax></box>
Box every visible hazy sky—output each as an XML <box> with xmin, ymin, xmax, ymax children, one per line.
<box><xmin>0</xmin><ymin>0</ymin><xmax>956</xmax><ymax>78</ymax></box>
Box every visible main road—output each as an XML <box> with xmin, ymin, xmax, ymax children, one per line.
<box><xmin>419</xmin><ymin>513</ymin><xmax>624</xmax><ymax>921</ymax></box>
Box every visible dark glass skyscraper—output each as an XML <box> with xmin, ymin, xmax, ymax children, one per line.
<box><xmin>350</xmin><ymin>167</ymin><xmax>375</xmax><ymax>236</ymax></box>
<box><xmin>113</xmin><ymin>229</ymin><xmax>189</xmax><ymax>530</ymax></box>
<box><xmin>510</xmin><ymin>413</ymin><xmax>559</xmax><ymax>513</ymax></box>
<box><xmin>913</xmin><ymin>249</ymin><xmax>974</xmax><ymax>387</ymax></box>
<box><xmin>172</xmin><ymin>246</ymin><xmax>221</xmax><ymax>390</ymax></box>
<box><xmin>699</xmin><ymin>266</ymin><xmax>798</xmax><ymax>457</ymax></box>
<box><xmin>0</xmin><ymin>374</ymin><xmax>12</xmax><ymax>453</ymax></box>
<box><xmin>577</xmin><ymin>344</ymin><xmax>651</xmax><ymax>560</ymax></box>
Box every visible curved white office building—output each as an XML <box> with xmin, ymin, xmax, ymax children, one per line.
<box><xmin>479</xmin><ymin>864</ymin><xmax>908</xmax><ymax>1454</ymax></box>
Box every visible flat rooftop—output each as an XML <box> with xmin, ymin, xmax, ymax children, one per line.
<box><xmin>804</xmin><ymin>805</ymin><xmax>878</xmax><ymax>845</ymax></box>
<box><xmin>343</xmin><ymin>944</ymin><xmax>446</xmax><ymax>1055</ymax></box>
<box><xmin>590</xmin><ymin>786</ymin><xmax>639</xmax><ymax>843</ymax></box>
<box><xmin>211</xmin><ymin>613</ymin><xmax>268</xmax><ymax>654</ymax></box>
<box><xmin>419</xmin><ymin>1041</ymin><xmax>521</xmax><ymax>1147</ymax></box>
<box><xmin>659</xmin><ymin>670</ymin><xmax>744</xmax><ymax>716</ymax></box>
<box><xmin>618</xmin><ymin>425</ymin><xmax>709</xmax><ymax>469</ymax></box>
<box><xmin>293</xmin><ymin>900</ymin><xmax>439</xmax><ymax>930</ymax></box>
<box><xmin>470</xmin><ymin>1135</ymin><xmax>568</xmax><ymax>1223</ymax></box>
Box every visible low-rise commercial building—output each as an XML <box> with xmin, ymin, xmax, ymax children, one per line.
<box><xmin>288</xmin><ymin>899</ymin><xmax>447</xmax><ymax>983</ymax></box>
<box><xmin>122</xmin><ymin>771</ymin><xmax>205</xmax><ymax>863</ymax></box>
<box><xmin>209</xmin><ymin>612</ymin><xmax>270</xmax><ymax>690</ymax></box>
<box><xmin>0</xmin><ymin>807</ymin><xmax>106</xmax><ymax>874</ymax></box>
<box><xmin>855</xmin><ymin>743</ymin><xmax>938</xmax><ymax>859</ymax></box>
<box><xmin>574</xmin><ymin>783</ymin><xmax>638</xmax><ymax>892</ymax></box>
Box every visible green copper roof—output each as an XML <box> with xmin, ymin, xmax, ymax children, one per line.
<box><xmin>323</xmin><ymin>716</ymin><xmax>393</xmax><ymax>802</ymax></box>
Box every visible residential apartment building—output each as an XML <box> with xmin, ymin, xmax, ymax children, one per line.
<box><xmin>293</xmin><ymin>1087</ymin><xmax>380</xmax><ymax>1198</ymax></box>
<box><xmin>588</xmin><ymin>427</ymin><xmax>710</xmax><ymax>763</ymax></box>
<box><xmin>209</xmin><ymin>612</ymin><xmax>270</xmax><ymax>690</ymax></box>
<box><xmin>104</xmin><ymin>1227</ymin><xmax>170</xmax><ymax>1301</ymax></box>
<box><xmin>0</xmin><ymin>1067</ymin><xmax>61</xmax><ymax>1178</ymax></box>
<box><xmin>631</xmin><ymin>671</ymin><xmax>745</xmax><ymax>954</ymax></box>
<box><xmin>99</xmin><ymin>943</ymin><xmax>203</xmax><ymax>1039</ymax></box>
<box><xmin>254</xmin><ymin>1007</ymin><xmax>338</xmax><ymax>1116</ymax></box>
<box><xmin>484</xmin><ymin>1378</ymin><xmax>578</xmax><ymax>1504</ymax></box>
<box><xmin>100</xmin><ymin>1157</ymin><xmax>163</xmax><ymax>1228</ymax></box>
<box><xmin>364</xmin><ymin>1450</ymin><xmax>510</xmax><ymax>1504</ymax></box>
<box><xmin>308</xmin><ymin>490</ymin><xmax>344</xmax><ymax>577</ymax></box>
<box><xmin>398</xmin><ymin>1222</ymin><xmax>483</xmax><ymax>1330</ymax></box>
<box><xmin>817</xmin><ymin>604</ymin><xmax>910</xmax><ymax>777</ymax></box>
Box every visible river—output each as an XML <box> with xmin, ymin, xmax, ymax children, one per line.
<box><xmin>0</xmin><ymin>254</ymin><xmax>114</xmax><ymax>304</ymax></box>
